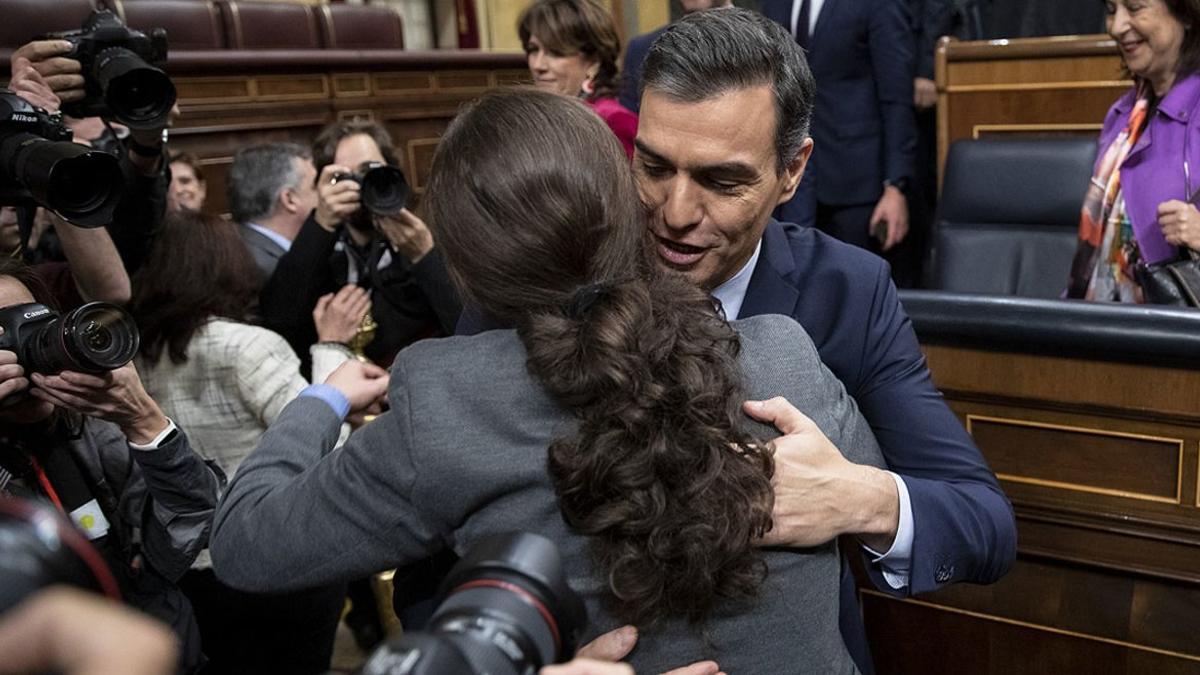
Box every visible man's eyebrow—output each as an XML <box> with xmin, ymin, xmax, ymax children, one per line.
<box><xmin>635</xmin><ymin>139</ymin><xmax>758</xmax><ymax>178</ymax></box>
<box><xmin>634</xmin><ymin>139</ymin><xmax>669</xmax><ymax>165</ymax></box>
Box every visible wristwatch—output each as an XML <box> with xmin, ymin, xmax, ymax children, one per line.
<box><xmin>883</xmin><ymin>177</ymin><xmax>910</xmax><ymax>193</ymax></box>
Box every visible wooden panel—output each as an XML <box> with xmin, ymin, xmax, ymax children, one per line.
<box><xmin>863</xmin><ymin>591</ymin><xmax>1200</xmax><ymax>674</ymax></box>
<box><xmin>435</xmin><ymin>70</ymin><xmax>491</xmax><ymax>91</ymax></box>
<box><xmin>373</xmin><ymin>72</ymin><xmax>435</xmax><ymax>95</ymax></box>
<box><xmin>936</xmin><ymin>35</ymin><xmax>1130</xmax><ymax>180</ymax></box>
<box><xmin>968</xmin><ymin>415</ymin><xmax>1184</xmax><ymax>503</ymax></box>
<box><xmin>173</xmin><ymin>76</ymin><xmax>255</xmax><ymax>104</ymax></box>
<box><xmin>255</xmin><ymin>74</ymin><xmax>329</xmax><ymax>101</ymax></box>
<box><xmin>333</xmin><ymin>73</ymin><xmax>371</xmax><ymax>98</ymax></box>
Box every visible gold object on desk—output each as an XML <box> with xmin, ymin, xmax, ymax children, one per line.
<box><xmin>349</xmin><ymin>311</ymin><xmax>377</xmax><ymax>361</ymax></box>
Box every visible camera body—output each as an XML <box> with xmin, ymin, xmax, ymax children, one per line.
<box><xmin>44</xmin><ymin>10</ymin><xmax>176</xmax><ymax>130</ymax></box>
<box><xmin>0</xmin><ymin>302</ymin><xmax>139</xmax><ymax>377</ymax></box>
<box><xmin>359</xmin><ymin>532</ymin><xmax>586</xmax><ymax>675</ymax></box>
<box><xmin>334</xmin><ymin>161</ymin><xmax>411</xmax><ymax>217</ymax></box>
<box><xmin>0</xmin><ymin>91</ymin><xmax>122</xmax><ymax>227</ymax></box>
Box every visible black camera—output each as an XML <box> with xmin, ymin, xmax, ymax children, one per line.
<box><xmin>0</xmin><ymin>496</ymin><xmax>121</xmax><ymax>615</ymax></box>
<box><xmin>43</xmin><ymin>10</ymin><xmax>177</xmax><ymax>131</ymax></box>
<box><xmin>358</xmin><ymin>532</ymin><xmax>587</xmax><ymax>675</ymax></box>
<box><xmin>0</xmin><ymin>302</ymin><xmax>139</xmax><ymax>377</ymax></box>
<box><xmin>0</xmin><ymin>91</ymin><xmax>123</xmax><ymax>228</ymax></box>
<box><xmin>335</xmin><ymin>161</ymin><xmax>411</xmax><ymax>216</ymax></box>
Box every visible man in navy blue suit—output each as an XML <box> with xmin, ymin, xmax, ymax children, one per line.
<box><xmin>617</xmin><ymin>0</ymin><xmax>731</xmax><ymax>114</ymax></box>
<box><xmin>617</xmin><ymin>8</ymin><xmax>1014</xmax><ymax>673</ymax></box>
<box><xmin>759</xmin><ymin>0</ymin><xmax>917</xmax><ymax>255</ymax></box>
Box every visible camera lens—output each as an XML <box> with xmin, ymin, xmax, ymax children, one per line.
<box><xmin>0</xmin><ymin>131</ymin><xmax>123</xmax><ymax>228</ymax></box>
<box><xmin>93</xmin><ymin>47</ymin><xmax>177</xmax><ymax>130</ymax></box>
<box><xmin>358</xmin><ymin>533</ymin><xmax>586</xmax><ymax>675</ymax></box>
<box><xmin>25</xmin><ymin>303</ymin><xmax>139</xmax><ymax>375</ymax></box>
<box><xmin>360</xmin><ymin>165</ymin><xmax>410</xmax><ymax>216</ymax></box>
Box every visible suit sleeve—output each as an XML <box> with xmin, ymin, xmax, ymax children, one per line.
<box><xmin>912</xmin><ymin>0</ymin><xmax>956</xmax><ymax>80</ymax></box>
<box><xmin>868</xmin><ymin>0</ymin><xmax>918</xmax><ymax>184</ymax></box>
<box><xmin>106</xmin><ymin>150</ymin><xmax>169</xmax><ymax>276</ymax></box>
<box><xmin>210</xmin><ymin>367</ymin><xmax>444</xmax><ymax>592</ymax></box>
<box><xmin>259</xmin><ymin>212</ymin><xmax>338</xmax><ymax>364</ymax></box>
<box><xmin>618</xmin><ymin>36</ymin><xmax>644</xmax><ymax>113</ymax></box>
<box><xmin>854</xmin><ymin>263</ymin><xmax>1016</xmax><ymax>595</ymax></box>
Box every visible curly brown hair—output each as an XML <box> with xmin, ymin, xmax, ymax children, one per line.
<box><xmin>425</xmin><ymin>88</ymin><xmax>774</xmax><ymax>626</ymax></box>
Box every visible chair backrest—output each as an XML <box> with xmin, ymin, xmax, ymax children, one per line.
<box><xmin>0</xmin><ymin>0</ymin><xmax>98</xmax><ymax>51</ymax></box>
<box><xmin>218</xmin><ymin>0</ymin><xmax>322</xmax><ymax>49</ymax></box>
<box><xmin>317</xmin><ymin>3</ymin><xmax>404</xmax><ymax>50</ymax></box>
<box><xmin>930</xmin><ymin>137</ymin><xmax>1097</xmax><ymax>298</ymax></box>
<box><xmin>99</xmin><ymin>0</ymin><xmax>227</xmax><ymax>50</ymax></box>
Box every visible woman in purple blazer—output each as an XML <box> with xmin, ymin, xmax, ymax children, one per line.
<box><xmin>1068</xmin><ymin>0</ymin><xmax>1200</xmax><ymax>302</ymax></box>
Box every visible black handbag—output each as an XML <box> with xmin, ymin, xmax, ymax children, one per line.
<box><xmin>1136</xmin><ymin>249</ymin><xmax>1200</xmax><ymax>307</ymax></box>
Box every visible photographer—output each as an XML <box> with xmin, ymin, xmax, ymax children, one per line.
<box><xmin>0</xmin><ymin>259</ymin><xmax>221</xmax><ymax>673</ymax></box>
<box><xmin>9</xmin><ymin>36</ymin><xmax>171</xmax><ymax>275</ymax></box>
<box><xmin>260</xmin><ymin>121</ymin><xmax>460</xmax><ymax>373</ymax></box>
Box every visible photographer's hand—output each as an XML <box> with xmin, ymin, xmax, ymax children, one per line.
<box><xmin>315</xmin><ymin>164</ymin><xmax>361</xmax><ymax>231</ymax></box>
<box><xmin>575</xmin><ymin>626</ymin><xmax>722</xmax><ymax>675</ymax></box>
<box><xmin>313</xmin><ymin>284</ymin><xmax>372</xmax><ymax>345</ymax></box>
<box><xmin>30</xmin><ymin>363</ymin><xmax>170</xmax><ymax>445</ymax></box>
<box><xmin>376</xmin><ymin>209</ymin><xmax>434</xmax><ymax>264</ymax></box>
<box><xmin>9</xmin><ymin>57</ymin><xmax>61</xmax><ymax>113</ymax></box>
<box><xmin>10</xmin><ymin>40</ymin><xmax>85</xmax><ymax>103</ymax></box>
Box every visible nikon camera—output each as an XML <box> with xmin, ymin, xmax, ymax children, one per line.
<box><xmin>43</xmin><ymin>10</ymin><xmax>177</xmax><ymax>130</ymax></box>
<box><xmin>0</xmin><ymin>91</ymin><xmax>123</xmax><ymax>227</ymax></box>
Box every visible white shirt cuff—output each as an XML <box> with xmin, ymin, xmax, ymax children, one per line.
<box><xmin>127</xmin><ymin>418</ymin><xmax>179</xmax><ymax>451</ymax></box>
<box><xmin>861</xmin><ymin>471</ymin><xmax>914</xmax><ymax>590</ymax></box>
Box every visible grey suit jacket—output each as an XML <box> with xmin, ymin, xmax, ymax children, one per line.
<box><xmin>212</xmin><ymin>314</ymin><xmax>882</xmax><ymax>673</ymax></box>
<box><xmin>239</xmin><ymin>223</ymin><xmax>286</xmax><ymax>279</ymax></box>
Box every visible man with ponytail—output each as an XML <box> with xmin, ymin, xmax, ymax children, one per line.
<box><xmin>211</xmin><ymin>88</ymin><xmax>889</xmax><ymax>673</ymax></box>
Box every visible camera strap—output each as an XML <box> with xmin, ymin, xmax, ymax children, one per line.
<box><xmin>15</xmin><ymin>204</ymin><xmax>36</xmax><ymax>258</ymax></box>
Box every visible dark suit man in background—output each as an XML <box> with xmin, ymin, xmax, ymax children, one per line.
<box><xmin>625</xmin><ymin>9</ymin><xmax>1015</xmax><ymax>673</ymax></box>
<box><xmin>617</xmin><ymin>0</ymin><xmax>731</xmax><ymax>114</ymax></box>
<box><xmin>229</xmin><ymin>143</ymin><xmax>319</xmax><ymax>280</ymax></box>
<box><xmin>760</xmin><ymin>0</ymin><xmax>917</xmax><ymax>256</ymax></box>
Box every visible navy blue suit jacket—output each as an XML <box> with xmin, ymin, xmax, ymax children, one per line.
<box><xmin>761</xmin><ymin>0</ymin><xmax>917</xmax><ymax>209</ymax></box>
<box><xmin>617</xmin><ymin>26</ymin><xmax>664</xmax><ymax>114</ymax></box>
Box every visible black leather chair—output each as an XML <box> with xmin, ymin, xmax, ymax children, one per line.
<box><xmin>929</xmin><ymin>137</ymin><xmax>1097</xmax><ymax>298</ymax></box>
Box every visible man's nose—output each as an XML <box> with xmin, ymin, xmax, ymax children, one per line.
<box><xmin>659</xmin><ymin>178</ymin><xmax>704</xmax><ymax>232</ymax></box>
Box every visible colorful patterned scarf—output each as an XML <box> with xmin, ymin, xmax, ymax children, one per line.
<box><xmin>1067</xmin><ymin>86</ymin><xmax>1151</xmax><ymax>302</ymax></box>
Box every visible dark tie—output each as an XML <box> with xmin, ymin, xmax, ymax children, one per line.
<box><xmin>796</xmin><ymin>0</ymin><xmax>812</xmax><ymax>51</ymax></box>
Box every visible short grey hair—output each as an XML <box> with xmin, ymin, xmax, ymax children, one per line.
<box><xmin>641</xmin><ymin>7</ymin><xmax>815</xmax><ymax>172</ymax></box>
<box><xmin>227</xmin><ymin>143</ymin><xmax>312</xmax><ymax>223</ymax></box>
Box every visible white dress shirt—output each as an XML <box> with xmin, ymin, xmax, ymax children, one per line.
<box><xmin>245</xmin><ymin>221</ymin><xmax>293</xmax><ymax>253</ymax></box>
<box><xmin>791</xmin><ymin>0</ymin><xmax>828</xmax><ymax>38</ymax></box>
<box><xmin>712</xmin><ymin>238</ymin><xmax>915</xmax><ymax>589</ymax></box>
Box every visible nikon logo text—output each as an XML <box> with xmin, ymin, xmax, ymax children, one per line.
<box><xmin>10</xmin><ymin>113</ymin><xmax>39</xmax><ymax>124</ymax></box>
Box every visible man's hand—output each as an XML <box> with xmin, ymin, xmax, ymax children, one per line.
<box><xmin>541</xmin><ymin>660</ymin><xmax>634</xmax><ymax>675</ymax></box>
<box><xmin>575</xmin><ymin>626</ymin><xmax>722</xmax><ymax>675</ymax></box>
<box><xmin>1157</xmin><ymin>199</ymin><xmax>1200</xmax><ymax>251</ymax></box>
<box><xmin>9</xmin><ymin>57</ymin><xmax>61</xmax><ymax>113</ymax></box>
<box><xmin>324</xmin><ymin>360</ymin><xmax>389</xmax><ymax>414</ymax></box>
<box><xmin>913</xmin><ymin>77</ymin><xmax>937</xmax><ymax>109</ymax></box>
<box><xmin>313</xmin><ymin>284</ymin><xmax>371</xmax><ymax>344</ymax></box>
<box><xmin>0</xmin><ymin>587</ymin><xmax>178</xmax><ymax>675</ymax></box>
<box><xmin>30</xmin><ymin>363</ymin><xmax>169</xmax><ymax>445</ymax></box>
<box><xmin>10</xmin><ymin>40</ymin><xmax>85</xmax><ymax>103</ymax></box>
<box><xmin>315</xmin><ymin>164</ymin><xmax>361</xmax><ymax>231</ymax></box>
<box><xmin>376</xmin><ymin>208</ymin><xmax>434</xmax><ymax>264</ymax></box>
<box><xmin>869</xmin><ymin>185</ymin><xmax>909</xmax><ymax>251</ymax></box>
<box><xmin>744</xmin><ymin>397</ymin><xmax>899</xmax><ymax>552</ymax></box>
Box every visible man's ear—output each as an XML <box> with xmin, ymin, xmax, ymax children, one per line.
<box><xmin>279</xmin><ymin>186</ymin><xmax>300</xmax><ymax>215</ymax></box>
<box><xmin>776</xmin><ymin>137</ymin><xmax>814</xmax><ymax>206</ymax></box>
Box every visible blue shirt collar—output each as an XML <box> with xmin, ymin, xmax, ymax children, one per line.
<box><xmin>711</xmin><ymin>239</ymin><xmax>763</xmax><ymax>321</ymax></box>
<box><xmin>245</xmin><ymin>222</ymin><xmax>293</xmax><ymax>252</ymax></box>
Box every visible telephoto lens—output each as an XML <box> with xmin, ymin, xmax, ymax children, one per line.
<box><xmin>0</xmin><ymin>496</ymin><xmax>121</xmax><ymax>615</ymax></box>
<box><xmin>90</xmin><ymin>45</ymin><xmax>176</xmax><ymax>130</ymax></box>
<box><xmin>0</xmin><ymin>91</ymin><xmax>124</xmax><ymax>228</ymax></box>
<box><xmin>358</xmin><ymin>532</ymin><xmax>587</xmax><ymax>675</ymax></box>
<box><xmin>0</xmin><ymin>302</ymin><xmax>139</xmax><ymax>376</ymax></box>
<box><xmin>359</xmin><ymin>162</ymin><xmax>410</xmax><ymax>216</ymax></box>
